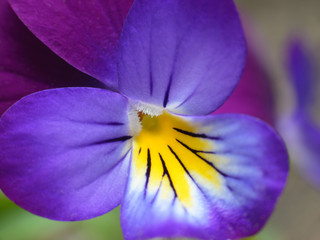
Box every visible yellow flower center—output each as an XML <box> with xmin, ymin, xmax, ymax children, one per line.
<box><xmin>132</xmin><ymin>111</ymin><xmax>222</xmax><ymax>208</ymax></box>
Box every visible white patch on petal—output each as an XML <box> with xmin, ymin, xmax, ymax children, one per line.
<box><xmin>133</xmin><ymin>101</ymin><xmax>163</xmax><ymax>117</ymax></box>
<box><xmin>128</xmin><ymin>107</ymin><xmax>142</xmax><ymax>136</ymax></box>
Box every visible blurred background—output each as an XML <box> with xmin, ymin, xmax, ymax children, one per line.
<box><xmin>1</xmin><ymin>0</ymin><xmax>320</xmax><ymax>239</ymax></box>
<box><xmin>237</xmin><ymin>0</ymin><xmax>320</xmax><ymax>239</ymax></box>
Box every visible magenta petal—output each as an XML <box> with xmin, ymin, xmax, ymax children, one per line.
<box><xmin>215</xmin><ymin>50</ymin><xmax>275</xmax><ymax>125</ymax></box>
<box><xmin>0</xmin><ymin>0</ymin><xmax>102</xmax><ymax>116</ymax></box>
<box><xmin>0</xmin><ymin>88</ymin><xmax>132</xmax><ymax>220</ymax></box>
<box><xmin>8</xmin><ymin>0</ymin><xmax>133</xmax><ymax>89</ymax></box>
<box><xmin>118</xmin><ymin>0</ymin><xmax>246</xmax><ymax>115</ymax></box>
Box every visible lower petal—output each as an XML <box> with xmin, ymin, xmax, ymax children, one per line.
<box><xmin>0</xmin><ymin>87</ymin><xmax>132</xmax><ymax>220</ymax></box>
<box><xmin>121</xmin><ymin>112</ymin><xmax>288</xmax><ymax>240</ymax></box>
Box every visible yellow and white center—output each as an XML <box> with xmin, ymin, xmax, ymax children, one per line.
<box><xmin>131</xmin><ymin>108</ymin><xmax>222</xmax><ymax>208</ymax></box>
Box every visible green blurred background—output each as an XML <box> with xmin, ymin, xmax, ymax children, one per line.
<box><xmin>1</xmin><ymin>0</ymin><xmax>320</xmax><ymax>239</ymax></box>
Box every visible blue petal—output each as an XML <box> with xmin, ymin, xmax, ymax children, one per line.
<box><xmin>278</xmin><ymin>40</ymin><xmax>320</xmax><ymax>189</ymax></box>
<box><xmin>288</xmin><ymin>40</ymin><xmax>316</xmax><ymax>112</ymax></box>
<box><xmin>118</xmin><ymin>0</ymin><xmax>246</xmax><ymax>115</ymax></box>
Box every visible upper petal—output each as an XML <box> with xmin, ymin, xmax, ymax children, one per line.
<box><xmin>8</xmin><ymin>0</ymin><xmax>134</xmax><ymax>89</ymax></box>
<box><xmin>121</xmin><ymin>112</ymin><xmax>288</xmax><ymax>240</ymax></box>
<box><xmin>0</xmin><ymin>0</ymin><xmax>101</xmax><ymax>116</ymax></box>
<box><xmin>118</xmin><ymin>0</ymin><xmax>246</xmax><ymax>115</ymax></box>
<box><xmin>0</xmin><ymin>87</ymin><xmax>132</xmax><ymax>220</ymax></box>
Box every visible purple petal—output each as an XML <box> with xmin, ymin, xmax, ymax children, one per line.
<box><xmin>215</xmin><ymin>50</ymin><xmax>275</xmax><ymax>125</ymax></box>
<box><xmin>121</xmin><ymin>113</ymin><xmax>288</xmax><ymax>240</ymax></box>
<box><xmin>0</xmin><ymin>0</ymin><xmax>102</xmax><ymax>116</ymax></box>
<box><xmin>0</xmin><ymin>88</ymin><xmax>132</xmax><ymax>220</ymax></box>
<box><xmin>278</xmin><ymin>40</ymin><xmax>320</xmax><ymax>188</ymax></box>
<box><xmin>118</xmin><ymin>0</ymin><xmax>246</xmax><ymax>115</ymax></box>
<box><xmin>288</xmin><ymin>40</ymin><xmax>316</xmax><ymax>112</ymax></box>
<box><xmin>279</xmin><ymin>114</ymin><xmax>320</xmax><ymax>188</ymax></box>
<box><xmin>8</xmin><ymin>0</ymin><xmax>133</xmax><ymax>89</ymax></box>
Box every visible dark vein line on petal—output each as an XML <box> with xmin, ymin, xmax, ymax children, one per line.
<box><xmin>176</xmin><ymin>139</ymin><xmax>234</xmax><ymax>179</ymax></box>
<box><xmin>66</xmin><ymin>118</ymin><xmax>125</xmax><ymax>126</ymax></box>
<box><xmin>173</xmin><ymin>128</ymin><xmax>221</xmax><ymax>140</ymax></box>
<box><xmin>149</xmin><ymin>69</ymin><xmax>153</xmax><ymax>96</ymax></box>
<box><xmin>105</xmin><ymin>122</ymin><xmax>125</xmax><ymax>126</ymax></box>
<box><xmin>149</xmin><ymin>40</ymin><xmax>153</xmax><ymax>96</ymax></box>
<box><xmin>93</xmin><ymin>136</ymin><xmax>132</xmax><ymax>145</ymax></box>
<box><xmin>173</xmin><ymin>60</ymin><xmax>216</xmax><ymax>110</ymax></box>
<box><xmin>76</xmin><ymin>148</ymin><xmax>131</xmax><ymax>190</ymax></box>
<box><xmin>151</xmin><ymin>177</ymin><xmax>164</xmax><ymax>204</ymax></box>
<box><xmin>176</xmin><ymin>139</ymin><xmax>216</xmax><ymax>154</ymax></box>
<box><xmin>105</xmin><ymin>148</ymin><xmax>131</xmax><ymax>176</ymax></box>
<box><xmin>168</xmin><ymin>145</ymin><xmax>194</xmax><ymax>181</ymax></box>
<box><xmin>168</xmin><ymin>145</ymin><xmax>212</xmax><ymax>205</ymax></box>
<box><xmin>144</xmin><ymin>148</ymin><xmax>152</xmax><ymax>198</ymax></box>
<box><xmin>159</xmin><ymin>153</ymin><xmax>177</xmax><ymax>201</ymax></box>
<box><xmin>163</xmin><ymin>74</ymin><xmax>172</xmax><ymax>108</ymax></box>
<box><xmin>163</xmin><ymin>16</ymin><xmax>195</xmax><ymax>109</ymax></box>
<box><xmin>148</xmin><ymin>5</ymin><xmax>154</xmax><ymax>97</ymax></box>
<box><xmin>103</xmin><ymin>145</ymin><xmax>119</xmax><ymax>156</ymax></box>
<box><xmin>138</xmin><ymin>147</ymin><xmax>142</xmax><ymax>155</ymax></box>
<box><xmin>173</xmin><ymin>88</ymin><xmax>196</xmax><ymax>110</ymax></box>
<box><xmin>162</xmin><ymin>41</ymin><xmax>180</xmax><ymax>108</ymax></box>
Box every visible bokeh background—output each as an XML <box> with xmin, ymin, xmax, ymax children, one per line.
<box><xmin>1</xmin><ymin>0</ymin><xmax>320</xmax><ymax>239</ymax></box>
<box><xmin>238</xmin><ymin>0</ymin><xmax>320</xmax><ymax>239</ymax></box>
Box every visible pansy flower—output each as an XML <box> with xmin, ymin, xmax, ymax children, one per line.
<box><xmin>278</xmin><ymin>40</ymin><xmax>320</xmax><ymax>189</ymax></box>
<box><xmin>0</xmin><ymin>0</ymin><xmax>288</xmax><ymax>239</ymax></box>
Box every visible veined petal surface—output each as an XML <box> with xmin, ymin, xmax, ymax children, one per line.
<box><xmin>0</xmin><ymin>88</ymin><xmax>132</xmax><ymax>220</ymax></box>
<box><xmin>121</xmin><ymin>113</ymin><xmax>288</xmax><ymax>240</ymax></box>
<box><xmin>8</xmin><ymin>0</ymin><xmax>134</xmax><ymax>89</ymax></box>
<box><xmin>118</xmin><ymin>0</ymin><xmax>246</xmax><ymax>115</ymax></box>
<box><xmin>0</xmin><ymin>0</ymin><xmax>101</xmax><ymax>116</ymax></box>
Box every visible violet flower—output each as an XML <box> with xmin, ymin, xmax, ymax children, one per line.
<box><xmin>278</xmin><ymin>40</ymin><xmax>320</xmax><ymax>188</ymax></box>
<box><xmin>0</xmin><ymin>0</ymin><xmax>288</xmax><ymax>239</ymax></box>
